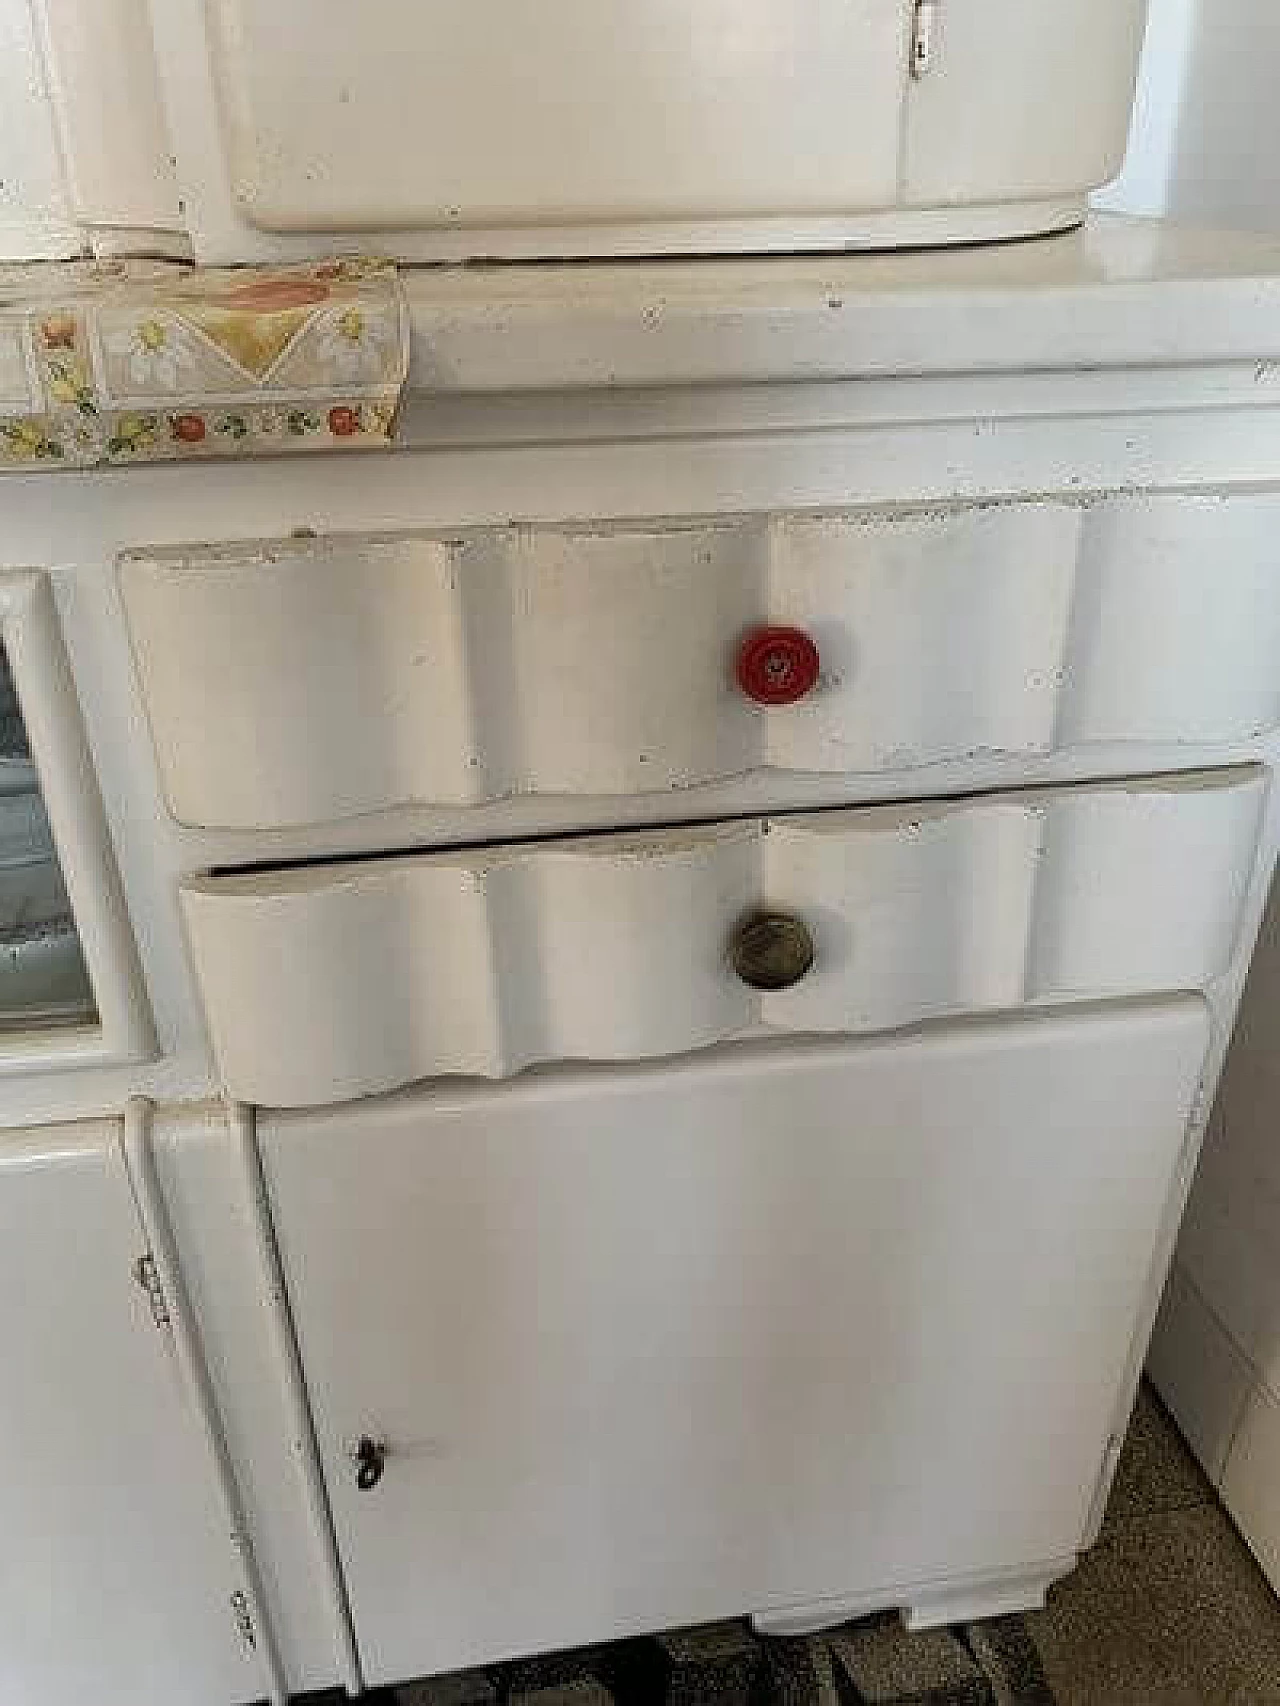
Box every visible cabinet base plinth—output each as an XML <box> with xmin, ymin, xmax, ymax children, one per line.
<box><xmin>751</xmin><ymin>1559</ymin><xmax>1076</xmax><ymax>1640</ymax></box>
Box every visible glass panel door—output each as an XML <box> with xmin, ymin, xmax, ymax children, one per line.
<box><xmin>0</xmin><ymin>642</ymin><xmax>96</xmax><ymax>1031</ymax></box>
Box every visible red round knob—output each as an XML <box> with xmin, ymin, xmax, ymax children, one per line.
<box><xmin>736</xmin><ymin>626</ymin><xmax>820</xmax><ymax>707</ymax></box>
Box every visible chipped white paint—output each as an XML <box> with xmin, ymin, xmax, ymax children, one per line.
<box><xmin>123</xmin><ymin>496</ymin><xmax>1280</xmax><ymax>832</ymax></box>
<box><xmin>146</xmin><ymin>0</ymin><xmax>1145</xmax><ymax>262</ymax></box>
<box><xmin>179</xmin><ymin>772</ymin><xmax>1264</xmax><ymax>1106</ymax></box>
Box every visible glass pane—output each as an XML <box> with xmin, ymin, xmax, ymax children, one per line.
<box><xmin>0</xmin><ymin>644</ymin><xmax>96</xmax><ymax>1032</ymax></box>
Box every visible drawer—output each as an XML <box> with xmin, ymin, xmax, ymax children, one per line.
<box><xmin>259</xmin><ymin>1000</ymin><xmax>1206</xmax><ymax>1680</ymax></box>
<box><xmin>180</xmin><ymin>770</ymin><xmax>1267</xmax><ymax>1106</ymax></box>
<box><xmin>123</xmin><ymin>495</ymin><xmax>1280</xmax><ymax>835</ymax></box>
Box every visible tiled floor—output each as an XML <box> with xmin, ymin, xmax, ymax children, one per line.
<box><xmin>318</xmin><ymin>1385</ymin><xmax>1280</xmax><ymax>1706</ymax></box>
<box><xmin>1027</xmin><ymin>1384</ymin><xmax>1280</xmax><ymax>1705</ymax></box>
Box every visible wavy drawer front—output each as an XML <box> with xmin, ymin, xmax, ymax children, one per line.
<box><xmin>180</xmin><ymin>771</ymin><xmax>1267</xmax><ymax>1107</ymax></box>
<box><xmin>122</xmin><ymin>494</ymin><xmax>1280</xmax><ymax>832</ymax></box>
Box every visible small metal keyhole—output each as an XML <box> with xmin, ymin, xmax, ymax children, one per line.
<box><xmin>730</xmin><ymin>910</ymin><xmax>815</xmax><ymax>992</ymax></box>
<box><xmin>354</xmin><ymin>1436</ymin><xmax>386</xmax><ymax>1492</ymax></box>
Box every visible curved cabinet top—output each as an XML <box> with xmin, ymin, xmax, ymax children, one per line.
<box><xmin>146</xmin><ymin>0</ymin><xmax>1147</xmax><ymax>261</ymax></box>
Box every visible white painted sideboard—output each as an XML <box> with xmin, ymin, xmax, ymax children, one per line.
<box><xmin>4</xmin><ymin>219</ymin><xmax>1280</xmax><ymax>1702</ymax></box>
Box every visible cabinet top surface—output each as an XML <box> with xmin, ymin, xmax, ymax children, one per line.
<box><xmin>403</xmin><ymin>216</ymin><xmax>1280</xmax><ymax>392</ymax></box>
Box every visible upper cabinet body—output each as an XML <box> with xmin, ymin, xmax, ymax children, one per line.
<box><xmin>1</xmin><ymin>0</ymin><xmax>1148</xmax><ymax>262</ymax></box>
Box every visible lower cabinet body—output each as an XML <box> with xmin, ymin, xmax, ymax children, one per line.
<box><xmin>0</xmin><ymin>1122</ymin><xmax>258</xmax><ymax>1706</ymax></box>
<box><xmin>256</xmin><ymin>1000</ymin><xmax>1208</xmax><ymax>1688</ymax></box>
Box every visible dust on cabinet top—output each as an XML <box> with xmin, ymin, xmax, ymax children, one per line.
<box><xmin>403</xmin><ymin>215</ymin><xmax>1280</xmax><ymax>394</ymax></box>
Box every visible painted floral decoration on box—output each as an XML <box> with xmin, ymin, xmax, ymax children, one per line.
<box><xmin>0</xmin><ymin>257</ymin><xmax>407</xmax><ymax>469</ymax></box>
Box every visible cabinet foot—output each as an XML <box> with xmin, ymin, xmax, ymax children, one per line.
<box><xmin>752</xmin><ymin>1558</ymin><xmax>1076</xmax><ymax>1641</ymax></box>
<box><xmin>751</xmin><ymin>1596</ymin><xmax>888</xmax><ymax>1639</ymax></box>
<box><xmin>902</xmin><ymin>1560</ymin><xmax>1075</xmax><ymax>1632</ymax></box>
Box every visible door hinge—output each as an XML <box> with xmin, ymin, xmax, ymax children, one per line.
<box><xmin>911</xmin><ymin>0</ymin><xmax>941</xmax><ymax>78</ymax></box>
<box><xmin>132</xmin><ymin>1252</ymin><xmax>171</xmax><ymax>1329</ymax></box>
<box><xmin>229</xmin><ymin>1589</ymin><xmax>257</xmax><ymax>1652</ymax></box>
<box><xmin>1086</xmin><ymin>1431</ymin><xmax>1124</xmax><ymax>1536</ymax></box>
<box><xmin>1170</xmin><ymin>1078</ymin><xmax>1212</xmax><ymax>1181</ymax></box>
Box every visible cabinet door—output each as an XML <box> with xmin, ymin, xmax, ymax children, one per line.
<box><xmin>0</xmin><ymin>2</ymin><xmax>80</xmax><ymax>260</ymax></box>
<box><xmin>261</xmin><ymin>1002</ymin><xmax>1206</xmax><ymax>1686</ymax></box>
<box><xmin>904</xmin><ymin>0</ymin><xmax>1148</xmax><ymax>206</ymax></box>
<box><xmin>172</xmin><ymin>0</ymin><xmax>905</xmax><ymax>237</ymax></box>
<box><xmin>0</xmin><ymin>1123</ymin><xmax>256</xmax><ymax>1706</ymax></box>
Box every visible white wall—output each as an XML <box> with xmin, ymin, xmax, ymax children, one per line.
<box><xmin>1104</xmin><ymin>0</ymin><xmax>1280</xmax><ymax>231</ymax></box>
<box><xmin>1117</xmin><ymin>2</ymin><xmax>1280</xmax><ymax>1592</ymax></box>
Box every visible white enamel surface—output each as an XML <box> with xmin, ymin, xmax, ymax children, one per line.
<box><xmin>1101</xmin><ymin>0</ymin><xmax>1280</xmax><ymax>234</ymax></box>
<box><xmin>123</xmin><ymin>495</ymin><xmax>1280</xmax><ymax>834</ymax></box>
<box><xmin>395</xmin><ymin>221</ymin><xmax>1280</xmax><ymax>394</ymax></box>
<box><xmin>29</xmin><ymin>0</ymin><xmax>182</xmax><ymax>243</ymax></box>
<box><xmin>1147</xmin><ymin>1264</ymin><xmax>1252</xmax><ymax>1487</ymax></box>
<box><xmin>145</xmin><ymin>0</ymin><xmax>1145</xmax><ymax>260</ymax></box>
<box><xmin>180</xmin><ymin>772</ymin><xmax>1264</xmax><ymax>1107</ymax></box>
<box><xmin>0</xmin><ymin>1121</ymin><xmax>255</xmax><ymax>1706</ymax></box>
<box><xmin>902</xmin><ymin>0</ymin><xmax>1145</xmax><ymax>206</ymax></box>
<box><xmin>1152</xmin><ymin>876</ymin><xmax>1280</xmax><ymax>1600</ymax></box>
<box><xmin>0</xmin><ymin>0</ymin><xmax>181</xmax><ymax>259</ymax></box>
<box><xmin>1171</xmin><ymin>880</ymin><xmax>1280</xmax><ymax>1393</ymax></box>
<box><xmin>4</xmin><ymin>219</ymin><xmax>1280</xmax><ymax>1125</ymax></box>
<box><xmin>0</xmin><ymin>1</ymin><xmax>79</xmax><ymax>258</ymax></box>
<box><xmin>258</xmin><ymin>1002</ymin><xmax>1206</xmax><ymax>1684</ymax></box>
<box><xmin>208</xmin><ymin>0</ymin><xmax>906</xmax><ymax>229</ymax></box>
<box><xmin>0</xmin><ymin>571</ymin><xmax>154</xmax><ymax>1076</ymax></box>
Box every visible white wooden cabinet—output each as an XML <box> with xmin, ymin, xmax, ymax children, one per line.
<box><xmin>143</xmin><ymin>0</ymin><xmax>1147</xmax><ymax>262</ymax></box>
<box><xmin>0</xmin><ymin>1120</ymin><xmax>257</xmax><ymax>1706</ymax></box>
<box><xmin>255</xmin><ymin>1002</ymin><xmax>1207</xmax><ymax>1685</ymax></box>
<box><xmin>0</xmin><ymin>0</ymin><xmax>1148</xmax><ymax>263</ymax></box>
<box><xmin>0</xmin><ymin>0</ymin><xmax>183</xmax><ymax>260</ymax></box>
<box><xmin>3</xmin><ymin>223</ymin><xmax>1280</xmax><ymax>1701</ymax></box>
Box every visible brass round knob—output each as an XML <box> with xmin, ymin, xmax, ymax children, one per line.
<box><xmin>730</xmin><ymin>911</ymin><xmax>815</xmax><ymax>991</ymax></box>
